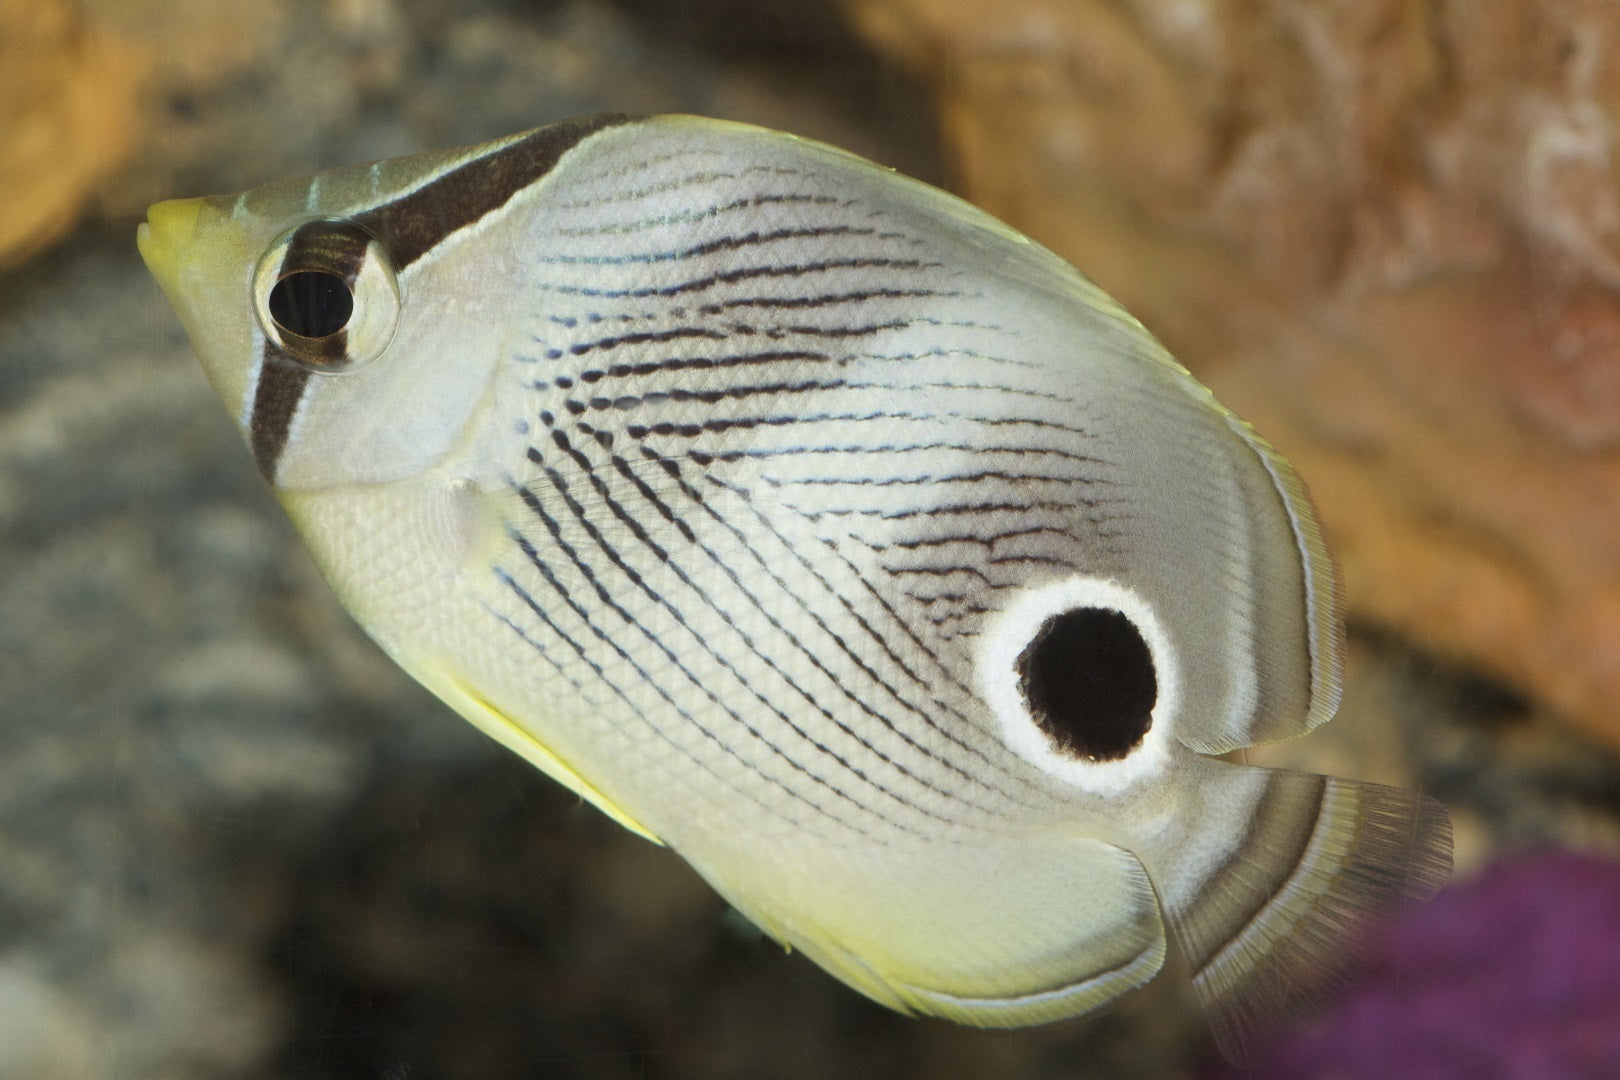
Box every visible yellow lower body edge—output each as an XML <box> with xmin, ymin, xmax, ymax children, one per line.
<box><xmin>432</xmin><ymin>670</ymin><xmax>663</xmax><ymax>845</ymax></box>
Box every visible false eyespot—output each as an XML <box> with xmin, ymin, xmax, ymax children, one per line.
<box><xmin>981</xmin><ymin>576</ymin><xmax>1177</xmax><ymax>795</ymax></box>
<box><xmin>251</xmin><ymin>218</ymin><xmax>401</xmax><ymax>373</ymax></box>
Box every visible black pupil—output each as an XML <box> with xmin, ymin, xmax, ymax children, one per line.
<box><xmin>268</xmin><ymin>271</ymin><xmax>354</xmax><ymax>338</ymax></box>
<box><xmin>1016</xmin><ymin>606</ymin><xmax>1157</xmax><ymax>762</ymax></box>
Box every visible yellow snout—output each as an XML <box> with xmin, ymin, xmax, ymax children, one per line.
<box><xmin>136</xmin><ymin>197</ymin><xmax>205</xmax><ymax>293</ymax></box>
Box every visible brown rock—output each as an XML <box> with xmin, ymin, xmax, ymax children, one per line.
<box><xmin>0</xmin><ymin>0</ymin><xmax>142</xmax><ymax>268</ymax></box>
<box><xmin>848</xmin><ymin>0</ymin><xmax>1620</xmax><ymax>752</ymax></box>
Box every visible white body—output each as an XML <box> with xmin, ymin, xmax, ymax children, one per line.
<box><xmin>140</xmin><ymin>115</ymin><xmax>1450</xmax><ymax>1056</ymax></box>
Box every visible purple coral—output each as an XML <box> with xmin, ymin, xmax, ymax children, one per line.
<box><xmin>1208</xmin><ymin>849</ymin><xmax>1620</xmax><ymax>1080</ymax></box>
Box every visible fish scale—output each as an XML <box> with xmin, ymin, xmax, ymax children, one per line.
<box><xmin>140</xmin><ymin>113</ymin><xmax>1451</xmax><ymax>1061</ymax></box>
<box><xmin>511</xmin><ymin>200</ymin><xmax>1127</xmax><ymax>631</ymax></box>
<box><xmin>505</xmin><ymin>414</ymin><xmax>1021</xmax><ymax>836</ymax></box>
<box><xmin>510</xmin><ymin>184</ymin><xmax>1067</xmax><ymax>780</ymax></box>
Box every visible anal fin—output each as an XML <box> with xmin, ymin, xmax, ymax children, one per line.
<box><xmin>685</xmin><ymin>829</ymin><xmax>1168</xmax><ymax>1029</ymax></box>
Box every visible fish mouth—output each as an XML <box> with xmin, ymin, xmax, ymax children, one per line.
<box><xmin>136</xmin><ymin>197</ymin><xmax>205</xmax><ymax>292</ymax></box>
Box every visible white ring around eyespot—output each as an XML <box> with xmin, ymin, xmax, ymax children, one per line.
<box><xmin>978</xmin><ymin>575</ymin><xmax>1178</xmax><ymax>796</ymax></box>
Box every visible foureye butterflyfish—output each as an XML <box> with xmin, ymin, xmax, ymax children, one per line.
<box><xmin>138</xmin><ymin>113</ymin><xmax>1451</xmax><ymax>1058</ymax></box>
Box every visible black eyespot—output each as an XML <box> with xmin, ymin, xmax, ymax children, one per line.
<box><xmin>1016</xmin><ymin>606</ymin><xmax>1156</xmax><ymax>762</ymax></box>
<box><xmin>268</xmin><ymin>270</ymin><xmax>354</xmax><ymax>339</ymax></box>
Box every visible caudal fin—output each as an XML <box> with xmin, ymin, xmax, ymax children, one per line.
<box><xmin>1143</xmin><ymin>764</ymin><xmax>1451</xmax><ymax>1063</ymax></box>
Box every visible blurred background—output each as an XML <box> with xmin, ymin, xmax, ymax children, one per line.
<box><xmin>3</xmin><ymin>0</ymin><xmax>1619</xmax><ymax>1077</ymax></box>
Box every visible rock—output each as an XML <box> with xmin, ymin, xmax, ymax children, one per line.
<box><xmin>4</xmin><ymin>0</ymin><xmax>1615</xmax><ymax>1076</ymax></box>
<box><xmin>0</xmin><ymin>959</ymin><xmax>100</xmax><ymax>1080</ymax></box>
<box><xmin>0</xmin><ymin>0</ymin><xmax>143</xmax><ymax>268</ymax></box>
<box><xmin>847</xmin><ymin>0</ymin><xmax>1620</xmax><ymax>753</ymax></box>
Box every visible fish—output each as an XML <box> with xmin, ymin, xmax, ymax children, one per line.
<box><xmin>138</xmin><ymin>113</ymin><xmax>1451</xmax><ymax>1058</ymax></box>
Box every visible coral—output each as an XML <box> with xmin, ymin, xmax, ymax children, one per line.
<box><xmin>0</xmin><ymin>0</ymin><xmax>142</xmax><ymax>268</ymax></box>
<box><xmin>1206</xmin><ymin>850</ymin><xmax>1620</xmax><ymax>1079</ymax></box>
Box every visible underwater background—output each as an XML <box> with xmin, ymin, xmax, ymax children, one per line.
<box><xmin>3</xmin><ymin>0</ymin><xmax>1619</xmax><ymax>1076</ymax></box>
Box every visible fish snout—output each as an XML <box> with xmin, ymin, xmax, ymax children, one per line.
<box><xmin>137</xmin><ymin>197</ymin><xmax>206</xmax><ymax>292</ymax></box>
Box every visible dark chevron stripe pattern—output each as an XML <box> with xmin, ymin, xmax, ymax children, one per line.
<box><xmin>465</xmin><ymin>132</ymin><xmax>1138</xmax><ymax>840</ymax></box>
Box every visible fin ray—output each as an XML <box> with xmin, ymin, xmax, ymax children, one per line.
<box><xmin>1140</xmin><ymin>763</ymin><xmax>1451</xmax><ymax>1063</ymax></box>
<box><xmin>1223</xmin><ymin>414</ymin><xmax>1346</xmax><ymax>745</ymax></box>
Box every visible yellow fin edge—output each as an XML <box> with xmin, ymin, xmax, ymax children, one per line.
<box><xmin>431</xmin><ymin>671</ymin><xmax>663</xmax><ymax>845</ymax></box>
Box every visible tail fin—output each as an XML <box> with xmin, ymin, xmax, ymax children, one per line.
<box><xmin>1138</xmin><ymin>762</ymin><xmax>1451</xmax><ymax>1063</ymax></box>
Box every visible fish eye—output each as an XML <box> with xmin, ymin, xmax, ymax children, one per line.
<box><xmin>268</xmin><ymin>270</ymin><xmax>354</xmax><ymax>338</ymax></box>
<box><xmin>252</xmin><ymin>219</ymin><xmax>400</xmax><ymax>373</ymax></box>
<box><xmin>1015</xmin><ymin>606</ymin><xmax>1156</xmax><ymax>762</ymax></box>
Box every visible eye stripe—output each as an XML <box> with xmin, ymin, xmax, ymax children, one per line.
<box><xmin>247</xmin><ymin>117</ymin><xmax>636</xmax><ymax>483</ymax></box>
<box><xmin>246</xmin><ymin>118</ymin><xmax>628</xmax><ymax>482</ymax></box>
<box><xmin>280</xmin><ymin>221</ymin><xmax>371</xmax><ymax>282</ymax></box>
<box><xmin>248</xmin><ymin>349</ymin><xmax>310</xmax><ymax>481</ymax></box>
<box><xmin>249</xmin><ymin>223</ymin><xmax>370</xmax><ymax>479</ymax></box>
<box><xmin>355</xmin><ymin>113</ymin><xmax>636</xmax><ymax>270</ymax></box>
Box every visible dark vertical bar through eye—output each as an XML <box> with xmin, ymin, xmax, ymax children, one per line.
<box><xmin>247</xmin><ymin>114</ymin><xmax>637</xmax><ymax>482</ymax></box>
<box><xmin>249</xmin><ymin>349</ymin><xmax>311</xmax><ymax>481</ymax></box>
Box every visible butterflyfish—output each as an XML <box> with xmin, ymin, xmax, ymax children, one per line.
<box><xmin>138</xmin><ymin>113</ymin><xmax>1451</xmax><ymax>1058</ymax></box>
